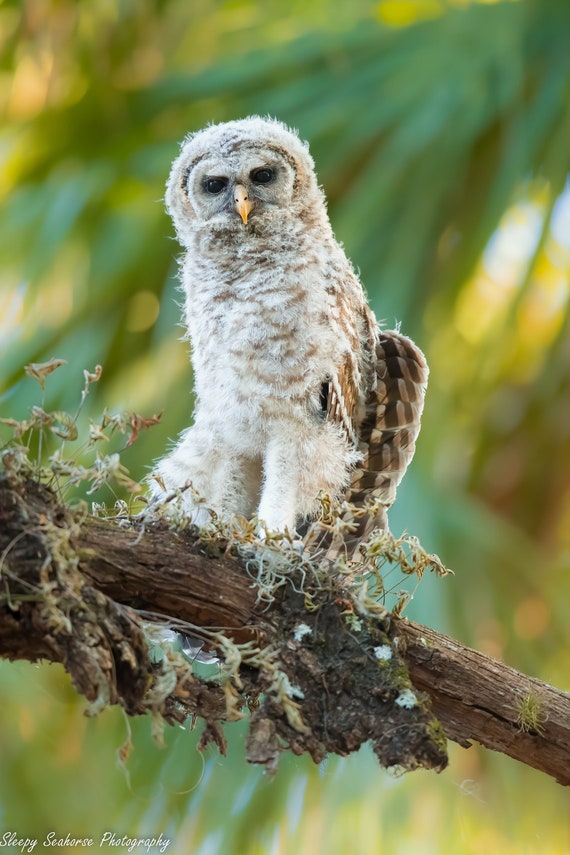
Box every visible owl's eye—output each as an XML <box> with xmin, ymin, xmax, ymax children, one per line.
<box><xmin>203</xmin><ymin>177</ymin><xmax>228</xmax><ymax>194</ymax></box>
<box><xmin>251</xmin><ymin>168</ymin><xmax>274</xmax><ymax>185</ymax></box>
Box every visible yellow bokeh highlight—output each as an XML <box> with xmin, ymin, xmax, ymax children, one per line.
<box><xmin>53</xmin><ymin>726</ymin><xmax>84</xmax><ymax>767</ymax></box>
<box><xmin>452</xmin><ymin>189</ymin><xmax>570</xmax><ymax>386</ymax></box>
<box><xmin>514</xmin><ymin>597</ymin><xmax>550</xmax><ymax>640</ymax></box>
<box><xmin>8</xmin><ymin>51</ymin><xmax>51</xmax><ymax>119</ymax></box>
<box><xmin>454</xmin><ymin>273</ymin><xmax>513</xmax><ymax>345</ymax></box>
<box><xmin>17</xmin><ymin>242</ymin><xmax>91</xmax><ymax>339</ymax></box>
<box><xmin>377</xmin><ymin>0</ymin><xmax>443</xmax><ymax>26</ymax></box>
<box><xmin>376</xmin><ymin>0</ymin><xmax>517</xmax><ymax>27</ymax></box>
<box><xmin>33</xmin><ymin>278</ymin><xmax>74</xmax><ymax>332</ymax></box>
<box><xmin>0</xmin><ymin>282</ymin><xmax>25</xmax><ymax>347</ymax></box>
<box><xmin>512</xmin><ymin>261</ymin><xmax>569</xmax><ymax>382</ymax></box>
<box><xmin>106</xmin><ymin>335</ymin><xmax>188</xmax><ymax>411</ymax></box>
<box><xmin>126</xmin><ymin>290</ymin><xmax>160</xmax><ymax>333</ymax></box>
<box><xmin>18</xmin><ymin>705</ymin><xmax>36</xmax><ymax>741</ymax></box>
<box><xmin>113</xmin><ymin>46</ymin><xmax>164</xmax><ymax>90</ymax></box>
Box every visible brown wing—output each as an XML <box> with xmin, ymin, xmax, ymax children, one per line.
<box><xmin>348</xmin><ymin>330</ymin><xmax>429</xmax><ymax>506</ymax></box>
<box><xmin>345</xmin><ymin>330</ymin><xmax>428</xmax><ymax>542</ymax></box>
<box><xmin>305</xmin><ymin>329</ymin><xmax>428</xmax><ymax>561</ymax></box>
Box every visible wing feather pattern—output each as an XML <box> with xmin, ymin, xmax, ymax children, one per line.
<box><xmin>304</xmin><ymin>330</ymin><xmax>428</xmax><ymax>561</ymax></box>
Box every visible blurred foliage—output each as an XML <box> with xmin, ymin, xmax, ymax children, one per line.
<box><xmin>0</xmin><ymin>0</ymin><xmax>569</xmax><ymax>853</ymax></box>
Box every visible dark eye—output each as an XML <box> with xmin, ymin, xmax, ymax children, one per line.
<box><xmin>203</xmin><ymin>177</ymin><xmax>228</xmax><ymax>194</ymax></box>
<box><xmin>251</xmin><ymin>168</ymin><xmax>274</xmax><ymax>185</ymax></box>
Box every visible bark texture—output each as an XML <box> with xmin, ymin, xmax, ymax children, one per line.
<box><xmin>1</xmin><ymin>472</ymin><xmax>568</xmax><ymax>785</ymax></box>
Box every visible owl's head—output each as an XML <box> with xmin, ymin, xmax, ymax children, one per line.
<box><xmin>165</xmin><ymin>116</ymin><xmax>328</xmax><ymax>246</ymax></box>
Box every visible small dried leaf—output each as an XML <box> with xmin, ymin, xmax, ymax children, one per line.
<box><xmin>0</xmin><ymin>444</ymin><xmax>30</xmax><ymax>471</ymax></box>
<box><xmin>84</xmin><ymin>364</ymin><xmax>103</xmax><ymax>385</ymax></box>
<box><xmin>0</xmin><ymin>417</ymin><xmax>33</xmax><ymax>439</ymax></box>
<box><xmin>24</xmin><ymin>358</ymin><xmax>67</xmax><ymax>389</ymax></box>
<box><xmin>117</xmin><ymin>735</ymin><xmax>134</xmax><ymax>765</ymax></box>
<box><xmin>81</xmin><ymin>364</ymin><xmax>103</xmax><ymax>405</ymax></box>
<box><xmin>153</xmin><ymin>473</ymin><xmax>166</xmax><ymax>492</ymax></box>
<box><xmin>29</xmin><ymin>405</ymin><xmax>53</xmax><ymax>424</ymax></box>
<box><xmin>88</xmin><ymin>420</ymin><xmax>109</xmax><ymax>443</ymax></box>
<box><xmin>392</xmin><ymin>591</ymin><xmax>410</xmax><ymax>616</ymax></box>
<box><xmin>50</xmin><ymin>411</ymin><xmax>79</xmax><ymax>441</ymax></box>
<box><xmin>101</xmin><ymin>410</ymin><xmax>128</xmax><ymax>432</ymax></box>
<box><xmin>126</xmin><ymin>411</ymin><xmax>163</xmax><ymax>447</ymax></box>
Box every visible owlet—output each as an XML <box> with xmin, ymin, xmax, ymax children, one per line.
<box><xmin>150</xmin><ymin>116</ymin><xmax>428</xmax><ymax>555</ymax></box>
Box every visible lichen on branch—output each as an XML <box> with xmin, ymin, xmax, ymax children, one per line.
<box><xmin>0</xmin><ymin>466</ymin><xmax>449</xmax><ymax>775</ymax></box>
<box><xmin>2</xmin><ymin>360</ymin><xmax>568</xmax><ymax>786</ymax></box>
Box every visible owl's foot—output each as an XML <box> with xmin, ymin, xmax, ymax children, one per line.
<box><xmin>255</xmin><ymin>519</ymin><xmax>303</xmax><ymax>553</ymax></box>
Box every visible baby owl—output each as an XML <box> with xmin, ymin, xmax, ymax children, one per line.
<box><xmin>150</xmin><ymin>116</ymin><xmax>428</xmax><ymax>552</ymax></box>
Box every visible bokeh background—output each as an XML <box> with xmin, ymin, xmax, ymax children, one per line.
<box><xmin>1</xmin><ymin>0</ymin><xmax>569</xmax><ymax>853</ymax></box>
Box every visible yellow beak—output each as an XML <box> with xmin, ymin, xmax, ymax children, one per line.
<box><xmin>234</xmin><ymin>184</ymin><xmax>253</xmax><ymax>224</ymax></box>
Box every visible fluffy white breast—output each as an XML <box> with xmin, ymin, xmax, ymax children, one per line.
<box><xmin>180</xmin><ymin>231</ymin><xmax>357</xmax><ymax>449</ymax></box>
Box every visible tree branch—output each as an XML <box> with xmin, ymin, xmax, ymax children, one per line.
<box><xmin>1</xmin><ymin>472</ymin><xmax>568</xmax><ymax>784</ymax></box>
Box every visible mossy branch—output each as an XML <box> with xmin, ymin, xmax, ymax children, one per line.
<box><xmin>1</xmin><ymin>472</ymin><xmax>569</xmax><ymax>785</ymax></box>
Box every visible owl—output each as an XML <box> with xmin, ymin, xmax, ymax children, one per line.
<box><xmin>150</xmin><ymin>116</ymin><xmax>428</xmax><ymax>558</ymax></box>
